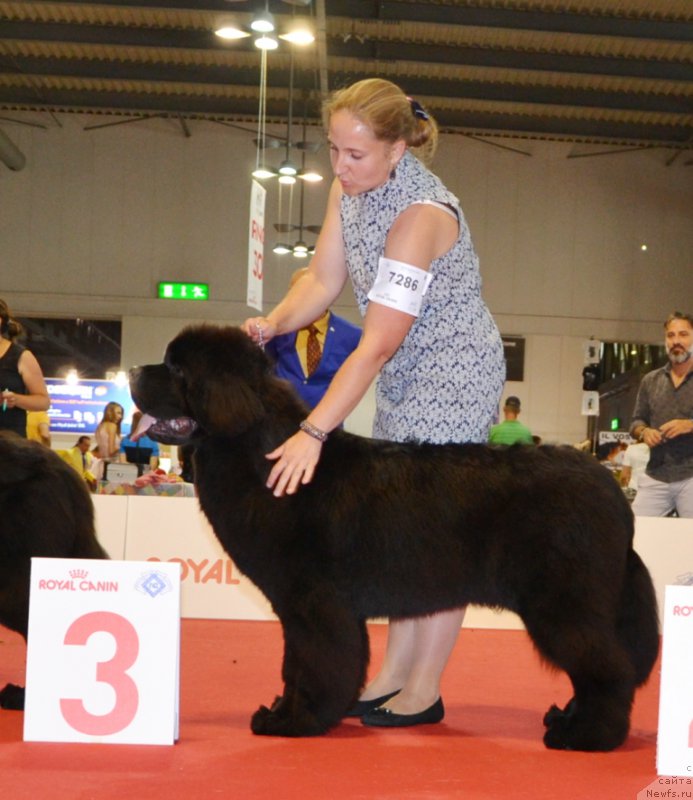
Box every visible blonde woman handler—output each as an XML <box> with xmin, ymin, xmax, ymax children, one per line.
<box><xmin>243</xmin><ymin>79</ymin><xmax>505</xmax><ymax>727</ymax></box>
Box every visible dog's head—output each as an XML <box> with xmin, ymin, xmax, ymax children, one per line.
<box><xmin>129</xmin><ymin>325</ymin><xmax>274</xmax><ymax>444</ymax></box>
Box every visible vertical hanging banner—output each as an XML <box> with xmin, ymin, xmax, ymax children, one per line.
<box><xmin>247</xmin><ymin>179</ymin><xmax>266</xmax><ymax>312</ymax></box>
<box><xmin>23</xmin><ymin>558</ymin><xmax>180</xmax><ymax>746</ymax></box>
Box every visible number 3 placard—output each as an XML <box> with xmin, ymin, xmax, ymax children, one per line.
<box><xmin>24</xmin><ymin>558</ymin><xmax>180</xmax><ymax>746</ymax></box>
<box><xmin>657</xmin><ymin>584</ymin><xmax>693</xmax><ymax>776</ymax></box>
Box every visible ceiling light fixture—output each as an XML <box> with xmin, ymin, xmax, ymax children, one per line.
<box><xmin>278</xmin><ymin>159</ymin><xmax>298</xmax><ymax>176</ymax></box>
<box><xmin>254</xmin><ymin>34</ymin><xmax>279</xmax><ymax>50</ymax></box>
<box><xmin>272</xmin><ymin>86</ymin><xmax>323</xmax><ymax>253</ymax></box>
<box><xmin>216</xmin><ymin>5</ymin><xmax>314</xmax><ymax>48</ymax></box>
<box><xmin>214</xmin><ymin>20</ymin><xmax>250</xmax><ymax>41</ymax></box>
<box><xmin>252</xmin><ymin>165</ymin><xmax>277</xmax><ymax>179</ymax></box>
<box><xmin>279</xmin><ymin>17</ymin><xmax>315</xmax><ymax>46</ymax></box>
<box><xmin>250</xmin><ymin>8</ymin><xmax>276</xmax><ymax>34</ymax></box>
<box><xmin>274</xmin><ymin>167</ymin><xmax>319</xmax><ymax>256</ymax></box>
<box><xmin>298</xmin><ymin>168</ymin><xmax>323</xmax><ymax>182</ymax></box>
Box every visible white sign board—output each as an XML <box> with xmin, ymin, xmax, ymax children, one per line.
<box><xmin>247</xmin><ymin>179</ymin><xmax>266</xmax><ymax>312</ymax></box>
<box><xmin>24</xmin><ymin>558</ymin><xmax>180</xmax><ymax>746</ymax></box>
<box><xmin>657</xmin><ymin>585</ymin><xmax>693</xmax><ymax>776</ymax></box>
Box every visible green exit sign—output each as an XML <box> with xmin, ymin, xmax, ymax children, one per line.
<box><xmin>158</xmin><ymin>282</ymin><xmax>209</xmax><ymax>301</ymax></box>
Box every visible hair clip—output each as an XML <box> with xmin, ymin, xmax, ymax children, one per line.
<box><xmin>407</xmin><ymin>97</ymin><xmax>429</xmax><ymax>121</ymax></box>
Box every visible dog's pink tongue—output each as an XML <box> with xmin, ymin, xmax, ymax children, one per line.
<box><xmin>131</xmin><ymin>413</ymin><xmax>156</xmax><ymax>441</ymax></box>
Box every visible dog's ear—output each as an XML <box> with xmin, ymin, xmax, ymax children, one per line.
<box><xmin>198</xmin><ymin>373</ymin><xmax>265</xmax><ymax>436</ymax></box>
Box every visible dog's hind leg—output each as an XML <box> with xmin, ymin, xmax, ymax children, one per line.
<box><xmin>251</xmin><ymin>586</ymin><xmax>369</xmax><ymax>737</ymax></box>
<box><xmin>615</xmin><ymin>549</ymin><xmax>659</xmax><ymax>687</ymax></box>
<box><xmin>544</xmin><ymin>670</ymin><xmax>635</xmax><ymax>752</ymax></box>
<box><xmin>526</xmin><ymin>619</ymin><xmax>636</xmax><ymax>752</ymax></box>
<box><xmin>539</xmin><ymin>550</ymin><xmax>659</xmax><ymax>751</ymax></box>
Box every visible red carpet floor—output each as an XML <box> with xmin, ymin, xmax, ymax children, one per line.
<box><xmin>0</xmin><ymin>620</ymin><xmax>660</xmax><ymax>800</ymax></box>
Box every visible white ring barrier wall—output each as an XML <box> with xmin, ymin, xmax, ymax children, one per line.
<box><xmin>92</xmin><ymin>495</ymin><xmax>693</xmax><ymax>630</ymax></box>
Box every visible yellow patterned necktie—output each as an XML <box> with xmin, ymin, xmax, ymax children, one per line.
<box><xmin>306</xmin><ymin>324</ymin><xmax>322</xmax><ymax>376</ymax></box>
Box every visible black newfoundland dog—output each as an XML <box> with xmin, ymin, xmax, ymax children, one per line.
<box><xmin>0</xmin><ymin>432</ymin><xmax>108</xmax><ymax>710</ymax></box>
<box><xmin>130</xmin><ymin>325</ymin><xmax>659</xmax><ymax>751</ymax></box>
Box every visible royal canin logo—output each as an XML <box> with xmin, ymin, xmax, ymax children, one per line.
<box><xmin>37</xmin><ymin>569</ymin><xmax>118</xmax><ymax>593</ymax></box>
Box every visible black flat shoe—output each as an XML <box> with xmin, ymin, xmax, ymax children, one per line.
<box><xmin>361</xmin><ymin>697</ymin><xmax>444</xmax><ymax>728</ymax></box>
<box><xmin>343</xmin><ymin>689</ymin><xmax>401</xmax><ymax>718</ymax></box>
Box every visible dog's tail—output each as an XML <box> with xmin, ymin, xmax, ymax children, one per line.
<box><xmin>616</xmin><ymin>547</ymin><xmax>659</xmax><ymax>686</ymax></box>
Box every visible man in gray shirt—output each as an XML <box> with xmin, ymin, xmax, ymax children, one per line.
<box><xmin>629</xmin><ymin>311</ymin><xmax>693</xmax><ymax>517</ymax></box>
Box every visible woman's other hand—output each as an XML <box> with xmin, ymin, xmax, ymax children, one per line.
<box><xmin>241</xmin><ymin>317</ymin><xmax>276</xmax><ymax>347</ymax></box>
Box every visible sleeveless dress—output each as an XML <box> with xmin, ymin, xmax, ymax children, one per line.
<box><xmin>0</xmin><ymin>342</ymin><xmax>28</xmax><ymax>437</ymax></box>
<box><xmin>340</xmin><ymin>151</ymin><xmax>505</xmax><ymax>444</ymax></box>
<box><xmin>92</xmin><ymin>422</ymin><xmax>122</xmax><ymax>481</ymax></box>
<box><xmin>94</xmin><ymin>423</ymin><xmax>121</xmax><ymax>459</ymax></box>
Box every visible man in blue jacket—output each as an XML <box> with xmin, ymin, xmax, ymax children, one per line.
<box><xmin>265</xmin><ymin>268</ymin><xmax>362</xmax><ymax>409</ymax></box>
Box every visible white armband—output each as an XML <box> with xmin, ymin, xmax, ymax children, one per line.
<box><xmin>367</xmin><ymin>257</ymin><xmax>433</xmax><ymax>318</ymax></box>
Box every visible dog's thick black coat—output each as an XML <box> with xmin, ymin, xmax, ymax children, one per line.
<box><xmin>0</xmin><ymin>432</ymin><xmax>108</xmax><ymax>709</ymax></box>
<box><xmin>130</xmin><ymin>325</ymin><xmax>659</xmax><ymax>751</ymax></box>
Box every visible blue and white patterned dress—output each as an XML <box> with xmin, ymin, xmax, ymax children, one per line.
<box><xmin>341</xmin><ymin>150</ymin><xmax>505</xmax><ymax>444</ymax></box>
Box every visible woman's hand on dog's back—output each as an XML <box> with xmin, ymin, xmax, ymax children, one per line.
<box><xmin>265</xmin><ymin>431</ymin><xmax>323</xmax><ymax>497</ymax></box>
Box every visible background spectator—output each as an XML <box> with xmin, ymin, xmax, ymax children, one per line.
<box><xmin>92</xmin><ymin>400</ymin><xmax>124</xmax><ymax>481</ymax></box>
<box><xmin>26</xmin><ymin>409</ymin><xmax>51</xmax><ymax>446</ymax></box>
<box><xmin>620</xmin><ymin>441</ymin><xmax>650</xmax><ymax>495</ymax></box>
<box><xmin>0</xmin><ymin>298</ymin><xmax>49</xmax><ymax>437</ymax></box>
<box><xmin>120</xmin><ymin>410</ymin><xmax>160</xmax><ymax>471</ymax></box>
<box><xmin>629</xmin><ymin>311</ymin><xmax>693</xmax><ymax>517</ymax></box>
<box><xmin>265</xmin><ymin>267</ymin><xmax>361</xmax><ymax>410</ymax></box>
<box><xmin>488</xmin><ymin>396</ymin><xmax>534</xmax><ymax>445</ymax></box>
<box><xmin>58</xmin><ymin>435</ymin><xmax>97</xmax><ymax>490</ymax></box>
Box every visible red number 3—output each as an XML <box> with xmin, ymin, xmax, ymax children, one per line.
<box><xmin>60</xmin><ymin>611</ymin><xmax>140</xmax><ymax>736</ymax></box>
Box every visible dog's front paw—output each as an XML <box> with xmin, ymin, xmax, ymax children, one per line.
<box><xmin>0</xmin><ymin>683</ymin><xmax>25</xmax><ymax>710</ymax></box>
<box><xmin>250</xmin><ymin>699</ymin><xmax>325</xmax><ymax>737</ymax></box>
<box><xmin>543</xmin><ymin>697</ymin><xmax>576</xmax><ymax>727</ymax></box>
<box><xmin>250</xmin><ymin>704</ymin><xmax>275</xmax><ymax>734</ymax></box>
<box><xmin>543</xmin><ymin>714</ymin><xmax>576</xmax><ymax>750</ymax></box>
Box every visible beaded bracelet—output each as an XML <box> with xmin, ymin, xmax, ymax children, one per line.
<box><xmin>299</xmin><ymin>419</ymin><xmax>329</xmax><ymax>443</ymax></box>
